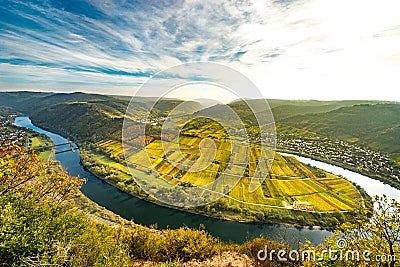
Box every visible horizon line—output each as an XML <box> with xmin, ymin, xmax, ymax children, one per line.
<box><xmin>0</xmin><ymin>89</ymin><xmax>399</xmax><ymax>103</ymax></box>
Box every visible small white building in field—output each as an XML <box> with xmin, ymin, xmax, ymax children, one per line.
<box><xmin>292</xmin><ymin>201</ymin><xmax>315</xmax><ymax>212</ymax></box>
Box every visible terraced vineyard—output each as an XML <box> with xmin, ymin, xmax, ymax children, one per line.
<box><xmin>116</xmin><ymin>120</ymin><xmax>362</xmax><ymax>213</ymax></box>
<box><xmin>75</xmin><ymin>104</ymin><xmax>366</xmax><ymax>225</ymax></box>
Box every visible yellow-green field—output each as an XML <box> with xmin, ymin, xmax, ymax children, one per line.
<box><xmin>93</xmin><ymin>119</ymin><xmax>362</xmax><ymax>213</ymax></box>
<box><xmin>39</xmin><ymin>150</ymin><xmax>52</xmax><ymax>161</ymax></box>
<box><xmin>98</xmin><ymin>140</ymin><xmax>124</xmax><ymax>157</ymax></box>
<box><xmin>90</xmin><ymin>153</ymin><xmax>131</xmax><ymax>181</ymax></box>
<box><xmin>29</xmin><ymin>136</ymin><xmax>52</xmax><ymax>161</ymax></box>
<box><xmin>117</xmin><ymin>123</ymin><xmax>362</xmax><ymax>213</ymax></box>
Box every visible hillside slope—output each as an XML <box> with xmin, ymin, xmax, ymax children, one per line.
<box><xmin>33</xmin><ymin>102</ymin><xmax>124</xmax><ymax>143</ymax></box>
<box><xmin>280</xmin><ymin>104</ymin><xmax>400</xmax><ymax>159</ymax></box>
<box><xmin>1</xmin><ymin>92</ymin><xmax>398</xmax><ymax>159</ymax></box>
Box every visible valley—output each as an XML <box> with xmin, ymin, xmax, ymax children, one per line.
<box><xmin>2</xmin><ymin>91</ymin><xmax>399</xmax><ymax>228</ymax></box>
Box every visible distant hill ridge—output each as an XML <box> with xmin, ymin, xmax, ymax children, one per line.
<box><xmin>0</xmin><ymin>91</ymin><xmax>398</xmax><ymax>160</ymax></box>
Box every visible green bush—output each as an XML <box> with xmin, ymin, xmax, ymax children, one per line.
<box><xmin>127</xmin><ymin>226</ymin><xmax>220</xmax><ymax>262</ymax></box>
<box><xmin>0</xmin><ymin>194</ymin><xmax>132</xmax><ymax>266</ymax></box>
<box><xmin>0</xmin><ymin>145</ymin><xmax>131</xmax><ymax>266</ymax></box>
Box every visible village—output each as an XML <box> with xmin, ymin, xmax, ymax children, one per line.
<box><xmin>276</xmin><ymin>134</ymin><xmax>400</xmax><ymax>183</ymax></box>
<box><xmin>0</xmin><ymin>115</ymin><xmax>27</xmax><ymax>145</ymax></box>
<box><xmin>0</xmin><ymin>115</ymin><xmax>13</xmax><ymax>127</ymax></box>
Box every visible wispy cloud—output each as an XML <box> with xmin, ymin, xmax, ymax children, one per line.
<box><xmin>0</xmin><ymin>0</ymin><xmax>399</xmax><ymax>100</ymax></box>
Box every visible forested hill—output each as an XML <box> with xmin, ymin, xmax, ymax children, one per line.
<box><xmin>0</xmin><ymin>92</ymin><xmax>129</xmax><ymax>143</ymax></box>
<box><xmin>0</xmin><ymin>91</ymin><xmax>201</xmax><ymax>145</ymax></box>
<box><xmin>279</xmin><ymin>103</ymin><xmax>400</xmax><ymax>159</ymax></box>
<box><xmin>1</xmin><ymin>91</ymin><xmax>399</xmax><ymax>160</ymax></box>
<box><xmin>268</xmin><ymin>99</ymin><xmax>391</xmax><ymax>121</ymax></box>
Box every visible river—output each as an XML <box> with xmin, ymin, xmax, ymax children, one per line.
<box><xmin>280</xmin><ymin>153</ymin><xmax>400</xmax><ymax>203</ymax></box>
<box><xmin>14</xmin><ymin>116</ymin><xmax>400</xmax><ymax>245</ymax></box>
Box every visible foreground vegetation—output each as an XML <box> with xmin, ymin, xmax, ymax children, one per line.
<box><xmin>0</xmin><ymin>123</ymin><xmax>53</xmax><ymax>161</ymax></box>
<box><xmin>1</xmin><ymin>144</ymin><xmax>398</xmax><ymax>266</ymax></box>
<box><xmin>0</xmin><ymin>144</ymin><xmax>220</xmax><ymax>266</ymax></box>
<box><xmin>0</xmin><ymin>144</ymin><xmax>307</xmax><ymax>266</ymax></box>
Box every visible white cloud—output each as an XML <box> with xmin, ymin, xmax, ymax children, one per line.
<box><xmin>0</xmin><ymin>0</ymin><xmax>399</xmax><ymax>100</ymax></box>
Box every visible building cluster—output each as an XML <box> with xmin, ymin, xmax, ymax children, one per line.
<box><xmin>0</xmin><ymin>116</ymin><xmax>27</xmax><ymax>145</ymax></box>
<box><xmin>276</xmin><ymin>135</ymin><xmax>400</xmax><ymax>182</ymax></box>
<box><xmin>135</xmin><ymin>117</ymin><xmax>165</xmax><ymax>127</ymax></box>
<box><xmin>0</xmin><ymin>116</ymin><xmax>12</xmax><ymax>127</ymax></box>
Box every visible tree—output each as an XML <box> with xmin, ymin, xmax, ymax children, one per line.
<box><xmin>0</xmin><ymin>143</ymin><xmax>84</xmax><ymax>202</ymax></box>
<box><xmin>0</xmin><ymin>143</ymin><xmax>131</xmax><ymax>266</ymax></box>
<box><xmin>306</xmin><ymin>195</ymin><xmax>399</xmax><ymax>267</ymax></box>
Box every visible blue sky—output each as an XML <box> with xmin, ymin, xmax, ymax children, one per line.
<box><xmin>0</xmin><ymin>0</ymin><xmax>399</xmax><ymax>100</ymax></box>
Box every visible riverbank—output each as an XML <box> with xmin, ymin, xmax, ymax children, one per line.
<box><xmin>80</xmin><ymin>146</ymin><xmax>363</xmax><ymax>230</ymax></box>
<box><xmin>277</xmin><ymin>148</ymin><xmax>400</xmax><ymax>191</ymax></box>
<box><xmin>10</xmin><ymin>120</ymin><xmax>133</xmax><ymax>227</ymax></box>
<box><xmin>280</xmin><ymin>152</ymin><xmax>400</xmax><ymax>204</ymax></box>
<box><xmin>12</xmin><ymin>116</ymin><xmax>346</xmax><ymax>245</ymax></box>
<box><xmin>21</xmin><ymin>116</ymin><xmax>362</xmax><ymax>229</ymax></box>
<box><xmin>79</xmin><ymin>151</ymin><xmax>318</xmax><ymax>228</ymax></box>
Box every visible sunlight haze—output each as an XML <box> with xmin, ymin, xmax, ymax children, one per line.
<box><xmin>1</xmin><ymin>0</ymin><xmax>399</xmax><ymax>101</ymax></box>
